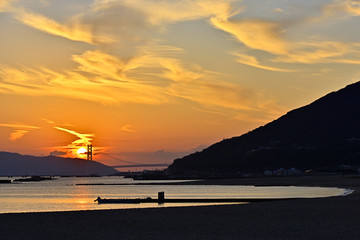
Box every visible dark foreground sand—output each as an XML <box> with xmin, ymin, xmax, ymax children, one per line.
<box><xmin>1</xmin><ymin>175</ymin><xmax>360</xmax><ymax>240</ymax></box>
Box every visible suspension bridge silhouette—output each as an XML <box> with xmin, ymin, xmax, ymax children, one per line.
<box><xmin>99</xmin><ymin>152</ymin><xmax>170</xmax><ymax>169</ymax></box>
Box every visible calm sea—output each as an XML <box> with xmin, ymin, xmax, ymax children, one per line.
<box><xmin>0</xmin><ymin>176</ymin><xmax>350</xmax><ymax>214</ymax></box>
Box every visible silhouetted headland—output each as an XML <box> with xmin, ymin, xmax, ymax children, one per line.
<box><xmin>0</xmin><ymin>151</ymin><xmax>118</xmax><ymax>176</ymax></box>
<box><xmin>167</xmin><ymin>82</ymin><xmax>360</xmax><ymax>178</ymax></box>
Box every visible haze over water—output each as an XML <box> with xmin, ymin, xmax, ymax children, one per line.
<box><xmin>0</xmin><ymin>177</ymin><xmax>349</xmax><ymax>214</ymax></box>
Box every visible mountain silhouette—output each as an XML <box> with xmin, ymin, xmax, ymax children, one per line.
<box><xmin>168</xmin><ymin>82</ymin><xmax>360</xmax><ymax>175</ymax></box>
<box><xmin>0</xmin><ymin>152</ymin><xmax>118</xmax><ymax>176</ymax></box>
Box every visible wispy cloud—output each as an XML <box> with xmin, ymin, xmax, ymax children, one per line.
<box><xmin>211</xmin><ymin>18</ymin><xmax>288</xmax><ymax>55</ymax></box>
<box><xmin>41</xmin><ymin>118</ymin><xmax>55</xmax><ymax>124</ymax></box>
<box><xmin>0</xmin><ymin>0</ymin><xmax>15</xmax><ymax>12</ymax></box>
<box><xmin>14</xmin><ymin>9</ymin><xmax>114</xmax><ymax>44</ymax></box>
<box><xmin>234</xmin><ymin>53</ymin><xmax>296</xmax><ymax>72</ymax></box>
<box><xmin>0</xmin><ymin>123</ymin><xmax>40</xmax><ymax>129</ymax></box>
<box><xmin>0</xmin><ymin>59</ymin><xmax>166</xmax><ymax>105</ymax></box>
<box><xmin>210</xmin><ymin>19</ymin><xmax>360</xmax><ymax>69</ymax></box>
<box><xmin>206</xmin><ymin>1</ymin><xmax>360</xmax><ymax>68</ymax></box>
<box><xmin>274</xmin><ymin>41</ymin><xmax>360</xmax><ymax>64</ymax></box>
<box><xmin>0</xmin><ymin>45</ymin><xmax>273</xmax><ymax>114</ymax></box>
<box><xmin>54</xmin><ymin>126</ymin><xmax>93</xmax><ymax>146</ymax></box>
<box><xmin>120</xmin><ymin>125</ymin><xmax>136</xmax><ymax>133</ymax></box>
<box><xmin>344</xmin><ymin>0</ymin><xmax>360</xmax><ymax>15</ymax></box>
<box><xmin>9</xmin><ymin>130</ymin><xmax>29</xmax><ymax>141</ymax></box>
<box><xmin>94</xmin><ymin>0</ymin><xmax>240</xmax><ymax>25</ymax></box>
<box><xmin>0</xmin><ymin>39</ymin><xmax>285</xmax><ymax>125</ymax></box>
<box><xmin>0</xmin><ymin>123</ymin><xmax>40</xmax><ymax>141</ymax></box>
<box><xmin>322</xmin><ymin>0</ymin><xmax>360</xmax><ymax>17</ymax></box>
<box><xmin>11</xmin><ymin>0</ymin><xmax>240</xmax><ymax>47</ymax></box>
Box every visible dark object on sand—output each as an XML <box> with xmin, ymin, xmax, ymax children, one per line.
<box><xmin>0</xmin><ymin>179</ymin><xmax>12</xmax><ymax>184</ymax></box>
<box><xmin>95</xmin><ymin>197</ymin><xmax>142</xmax><ymax>204</ymax></box>
<box><xmin>13</xmin><ymin>176</ymin><xmax>56</xmax><ymax>182</ymax></box>
<box><xmin>94</xmin><ymin>192</ymin><xmax>300</xmax><ymax>204</ymax></box>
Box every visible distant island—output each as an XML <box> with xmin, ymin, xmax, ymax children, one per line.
<box><xmin>0</xmin><ymin>151</ymin><xmax>118</xmax><ymax>176</ymax></box>
<box><xmin>167</xmin><ymin>81</ymin><xmax>360</xmax><ymax>178</ymax></box>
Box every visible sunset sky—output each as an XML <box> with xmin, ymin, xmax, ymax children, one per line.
<box><xmin>1</xmin><ymin>0</ymin><xmax>360</xmax><ymax>168</ymax></box>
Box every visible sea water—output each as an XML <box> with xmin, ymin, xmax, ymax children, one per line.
<box><xmin>0</xmin><ymin>176</ymin><xmax>350</xmax><ymax>214</ymax></box>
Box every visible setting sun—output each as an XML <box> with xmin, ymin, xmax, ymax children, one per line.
<box><xmin>77</xmin><ymin>148</ymin><xmax>87</xmax><ymax>156</ymax></box>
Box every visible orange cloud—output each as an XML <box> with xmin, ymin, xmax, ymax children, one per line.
<box><xmin>274</xmin><ymin>41</ymin><xmax>359</xmax><ymax>64</ymax></box>
<box><xmin>234</xmin><ymin>53</ymin><xmax>296</xmax><ymax>72</ymax></box>
<box><xmin>0</xmin><ymin>42</ymin><xmax>283</xmax><ymax>120</ymax></box>
<box><xmin>0</xmin><ymin>59</ymin><xmax>167</xmax><ymax>105</ymax></box>
<box><xmin>14</xmin><ymin>9</ymin><xmax>114</xmax><ymax>44</ymax></box>
<box><xmin>120</xmin><ymin>125</ymin><xmax>136</xmax><ymax>133</ymax></box>
<box><xmin>72</xmin><ymin>50</ymin><xmax>127</xmax><ymax>80</ymax></box>
<box><xmin>95</xmin><ymin>0</ymin><xmax>240</xmax><ymax>26</ymax></box>
<box><xmin>0</xmin><ymin>0</ymin><xmax>13</xmax><ymax>12</ymax></box>
<box><xmin>211</xmin><ymin>18</ymin><xmax>288</xmax><ymax>55</ymax></box>
<box><xmin>0</xmin><ymin>123</ymin><xmax>40</xmax><ymax>129</ymax></box>
<box><xmin>344</xmin><ymin>0</ymin><xmax>360</xmax><ymax>15</ymax></box>
<box><xmin>0</xmin><ymin>123</ymin><xmax>40</xmax><ymax>141</ymax></box>
<box><xmin>9</xmin><ymin>130</ymin><xmax>29</xmax><ymax>141</ymax></box>
<box><xmin>204</xmin><ymin>2</ymin><xmax>360</xmax><ymax>67</ymax></box>
<box><xmin>9</xmin><ymin>0</ymin><xmax>240</xmax><ymax>50</ymax></box>
<box><xmin>210</xmin><ymin>15</ymin><xmax>360</xmax><ymax>67</ymax></box>
<box><xmin>165</xmin><ymin>68</ymin><xmax>269</xmax><ymax>112</ymax></box>
<box><xmin>322</xmin><ymin>0</ymin><xmax>360</xmax><ymax>17</ymax></box>
<box><xmin>54</xmin><ymin>127</ymin><xmax>93</xmax><ymax>145</ymax></box>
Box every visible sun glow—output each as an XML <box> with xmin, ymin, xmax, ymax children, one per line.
<box><xmin>77</xmin><ymin>147</ymin><xmax>87</xmax><ymax>156</ymax></box>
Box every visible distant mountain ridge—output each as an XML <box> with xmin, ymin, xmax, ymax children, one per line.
<box><xmin>0</xmin><ymin>151</ymin><xmax>118</xmax><ymax>176</ymax></box>
<box><xmin>168</xmin><ymin>82</ymin><xmax>360</xmax><ymax>174</ymax></box>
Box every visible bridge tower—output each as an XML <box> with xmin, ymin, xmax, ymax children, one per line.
<box><xmin>87</xmin><ymin>144</ymin><xmax>93</xmax><ymax>161</ymax></box>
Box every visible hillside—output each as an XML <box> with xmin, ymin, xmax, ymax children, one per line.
<box><xmin>0</xmin><ymin>152</ymin><xmax>118</xmax><ymax>176</ymax></box>
<box><xmin>168</xmin><ymin>82</ymin><xmax>360</xmax><ymax>175</ymax></box>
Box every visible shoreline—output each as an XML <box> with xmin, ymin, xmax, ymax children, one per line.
<box><xmin>1</xmin><ymin>175</ymin><xmax>360</xmax><ymax>239</ymax></box>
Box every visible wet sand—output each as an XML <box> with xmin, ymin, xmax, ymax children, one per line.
<box><xmin>1</xmin><ymin>175</ymin><xmax>360</xmax><ymax>240</ymax></box>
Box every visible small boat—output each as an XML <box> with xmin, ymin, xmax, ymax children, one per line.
<box><xmin>14</xmin><ymin>176</ymin><xmax>56</xmax><ymax>182</ymax></box>
<box><xmin>94</xmin><ymin>197</ymin><xmax>142</xmax><ymax>204</ymax></box>
<box><xmin>0</xmin><ymin>179</ymin><xmax>12</xmax><ymax>184</ymax></box>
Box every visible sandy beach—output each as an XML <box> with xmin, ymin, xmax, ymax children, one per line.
<box><xmin>1</xmin><ymin>175</ymin><xmax>360</xmax><ymax>240</ymax></box>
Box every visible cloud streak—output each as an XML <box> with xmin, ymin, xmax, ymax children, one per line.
<box><xmin>94</xmin><ymin>0</ymin><xmax>240</xmax><ymax>25</ymax></box>
<box><xmin>211</xmin><ymin>18</ymin><xmax>288</xmax><ymax>55</ymax></box>
<box><xmin>274</xmin><ymin>41</ymin><xmax>360</xmax><ymax>64</ymax></box>
<box><xmin>0</xmin><ymin>123</ymin><xmax>40</xmax><ymax>129</ymax></box>
<box><xmin>234</xmin><ymin>53</ymin><xmax>296</xmax><ymax>72</ymax></box>
<box><xmin>120</xmin><ymin>125</ymin><xmax>136</xmax><ymax>133</ymax></box>
<box><xmin>322</xmin><ymin>0</ymin><xmax>360</xmax><ymax>17</ymax></box>
<box><xmin>0</xmin><ymin>123</ymin><xmax>40</xmax><ymax>141</ymax></box>
<box><xmin>9</xmin><ymin>130</ymin><xmax>29</xmax><ymax>141</ymax></box>
<box><xmin>210</xmin><ymin>19</ymin><xmax>360</xmax><ymax>70</ymax></box>
<box><xmin>14</xmin><ymin>9</ymin><xmax>114</xmax><ymax>44</ymax></box>
<box><xmin>54</xmin><ymin>127</ymin><xmax>93</xmax><ymax>146</ymax></box>
<box><xmin>11</xmin><ymin>0</ymin><xmax>240</xmax><ymax>48</ymax></box>
<box><xmin>0</xmin><ymin>0</ymin><xmax>14</xmax><ymax>12</ymax></box>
